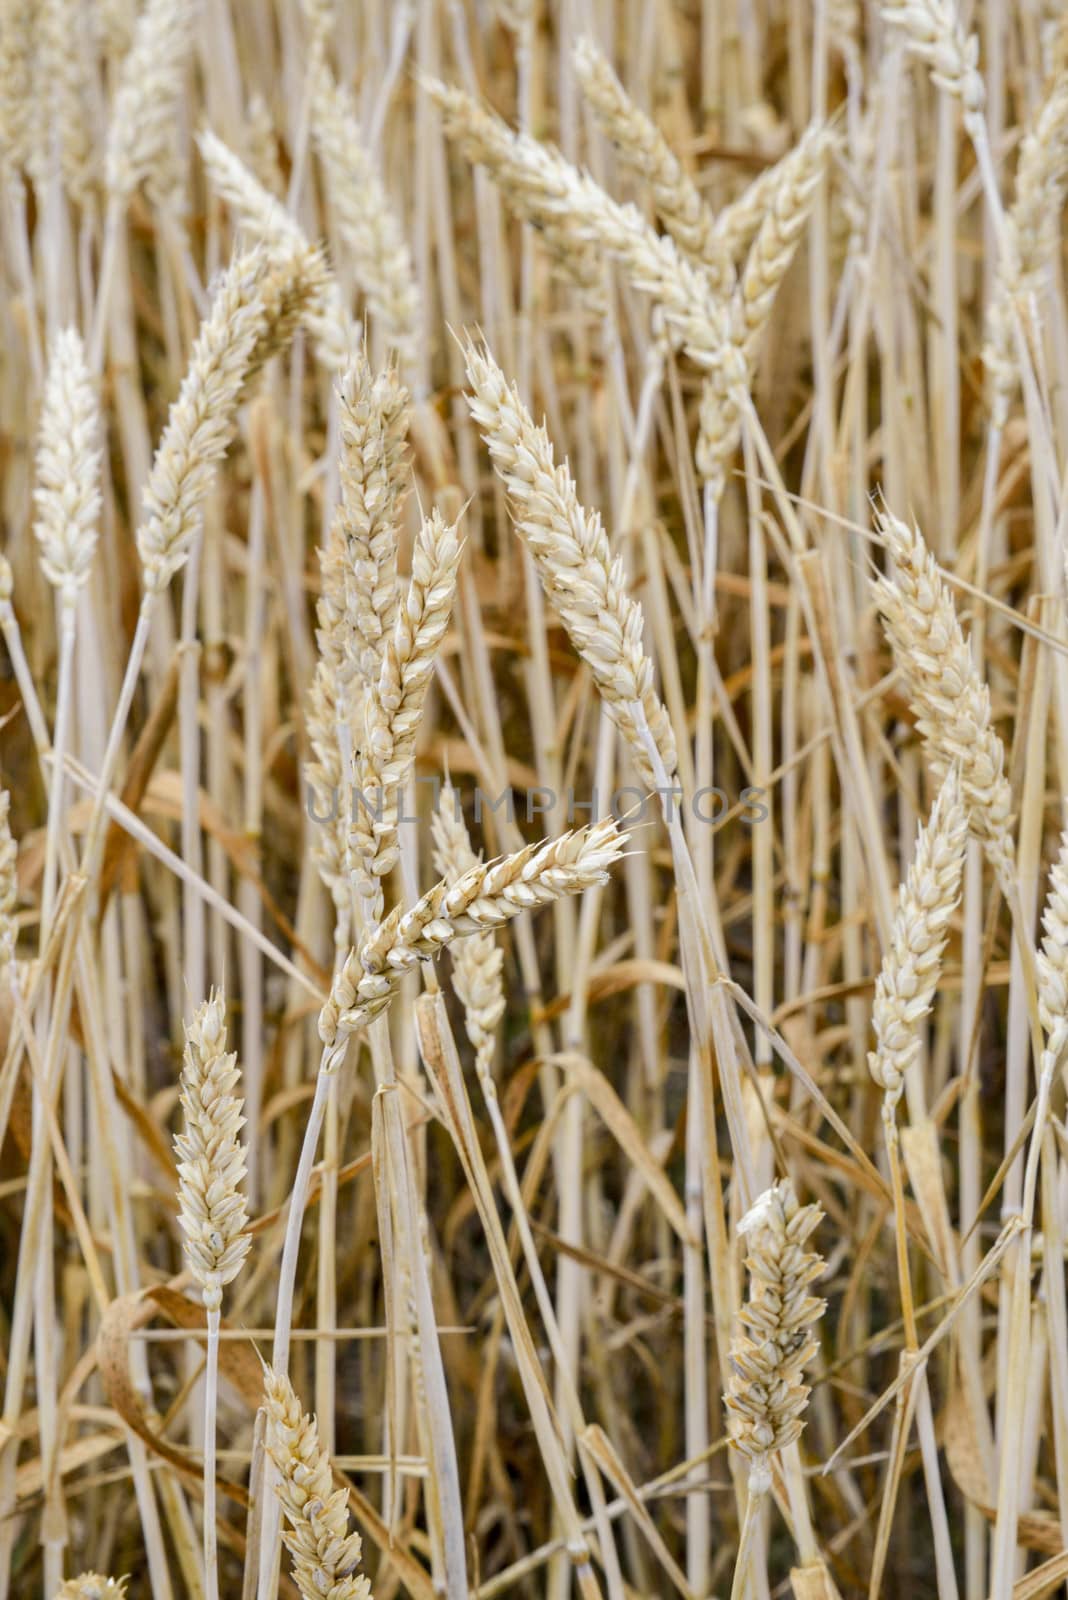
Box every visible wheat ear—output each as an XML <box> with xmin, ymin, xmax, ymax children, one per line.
<box><xmin>431</xmin><ymin>781</ymin><xmax>506</xmax><ymax>1078</ymax></box>
<box><xmin>332</xmin><ymin>352</ymin><xmax>411</xmax><ymax>694</ymax></box>
<box><xmin>33</xmin><ymin>328</ymin><xmax>101</xmax><ymax>600</ymax></box>
<box><xmin>104</xmin><ymin>0</ymin><xmax>198</xmax><ymax>201</ymax></box>
<box><xmin>310</xmin><ymin>62</ymin><xmax>420</xmax><ymax>369</ymax></box>
<box><xmin>0</xmin><ymin>0</ymin><xmax>34</xmax><ymax>173</ymax></box>
<box><xmin>0</xmin><ymin>791</ymin><xmax>17</xmax><ymax>971</ymax></box>
<box><xmin>304</xmin><ymin>659</ymin><xmax>349</xmax><ymax>927</ymax></box>
<box><xmin>984</xmin><ymin>73</ymin><xmax>1068</xmax><ymax>425</ymax></box>
<box><xmin>572</xmin><ymin>36</ymin><xmax>732</xmax><ymax>291</ymax></box>
<box><xmin>53</xmin><ymin>1577</ymin><xmax>128</xmax><ymax>1600</ymax></box>
<box><xmin>32</xmin><ymin>0</ymin><xmax>94</xmax><ymax>201</ymax></box>
<box><xmin>262</xmin><ymin>1368</ymin><xmax>372</xmax><ymax>1600</ymax></box>
<box><xmin>463</xmin><ymin>337</ymin><xmax>677</xmax><ymax>786</ymax></box>
<box><xmin>725</xmin><ymin>1180</ymin><xmax>825</xmax><ymax>1597</ymax></box>
<box><xmin>732</xmin><ymin>122</ymin><xmax>832</xmax><ymax>362</ymax></box>
<box><xmin>350</xmin><ymin>507</ymin><xmax>463</xmax><ymax>919</ymax></box>
<box><xmin>174</xmin><ymin>989</ymin><xmax>249</xmax><ymax>1600</ymax></box>
<box><xmin>871</xmin><ymin>507</ymin><xmax>1014</xmax><ymax>890</ymax></box>
<box><xmin>427</xmin><ymin>75</ymin><xmax>737</xmax><ymax>370</ymax></box>
<box><xmin>197</xmin><ymin>128</ymin><xmax>352</xmax><ymax>370</ymax></box>
<box><xmin>138</xmin><ymin>243</ymin><xmax>324</xmax><ymax>591</ymax></box>
<box><xmin>725</xmin><ymin>1180</ymin><xmax>826</xmax><ymax>1490</ymax></box>
<box><xmin>878</xmin><ymin>0</ymin><xmax>985</xmax><ymax>112</ymax></box>
<box><xmin>868</xmin><ymin>767</ymin><xmax>967</xmax><ymax>1116</ymax></box>
<box><xmin>320</xmin><ymin>816</ymin><xmax>625</xmax><ymax>1042</ymax></box>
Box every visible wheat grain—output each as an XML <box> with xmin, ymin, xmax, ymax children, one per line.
<box><xmin>463</xmin><ymin>337</ymin><xmax>677</xmax><ymax>786</ymax></box>
<box><xmin>263</xmin><ymin>1367</ymin><xmax>372</xmax><ymax>1600</ymax></box>
<box><xmin>173</xmin><ymin>989</ymin><xmax>250</xmax><ymax>1310</ymax></box>
<box><xmin>725</xmin><ymin>1180</ymin><xmax>826</xmax><ymax>1494</ymax></box>
<box><xmin>33</xmin><ymin>328</ymin><xmax>101</xmax><ymax>599</ymax></box>
<box><xmin>868</xmin><ymin>768</ymin><xmax>967</xmax><ymax>1111</ymax></box>
<box><xmin>872</xmin><ymin>507</ymin><xmax>1015</xmax><ymax>889</ymax></box>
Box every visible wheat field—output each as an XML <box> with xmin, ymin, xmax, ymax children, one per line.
<box><xmin>1</xmin><ymin>1</ymin><xmax>1067</xmax><ymax>1596</ymax></box>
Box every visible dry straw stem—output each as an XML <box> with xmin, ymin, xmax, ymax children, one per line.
<box><xmin>868</xmin><ymin>767</ymin><xmax>968</xmax><ymax>1114</ymax></box>
<box><xmin>263</xmin><ymin>1368</ymin><xmax>372</xmax><ymax>1600</ymax></box>
<box><xmin>725</xmin><ymin>1179</ymin><xmax>826</xmax><ymax>1493</ymax></box>
<box><xmin>871</xmin><ymin>507</ymin><xmax>1015</xmax><ymax>890</ymax></box>
<box><xmin>463</xmin><ymin>337</ymin><xmax>677</xmax><ymax>787</ymax></box>
<box><xmin>319</xmin><ymin>816</ymin><xmax>625</xmax><ymax>1041</ymax></box>
<box><xmin>197</xmin><ymin>128</ymin><xmax>352</xmax><ymax>370</ymax></box>
<box><xmin>571</xmin><ymin>36</ymin><xmax>733</xmax><ymax>291</ymax></box>
<box><xmin>879</xmin><ymin>0</ymin><xmax>985</xmax><ymax>113</ymax></box>
<box><xmin>33</xmin><ymin>328</ymin><xmax>101</xmax><ymax>598</ymax></box>
<box><xmin>53</xmin><ymin>1578</ymin><xmax>128</xmax><ymax>1600</ymax></box>
<box><xmin>431</xmin><ymin>782</ymin><xmax>505</xmax><ymax>1076</ymax></box>
<box><xmin>173</xmin><ymin>989</ymin><xmax>250</xmax><ymax>1310</ymax></box>
<box><xmin>350</xmin><ymin>507</ymin><xmax>463</xmax><ymax>905</ymax></box>
<box><xmin>310</xmin><ymin>63</ymin><xmax>420</xmax><ymax>369</ymax></box>
<box><xmin>104</xmin><ymin>0</ymin><xmax>197</xmax><ymax>199</ymax></box>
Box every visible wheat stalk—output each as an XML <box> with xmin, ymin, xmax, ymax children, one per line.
<box><xmin>262</xmin><ymin>1367</ymin><xmax>372</xmax><ymax>1600</ymax></box>
<box><xmin>463</xmin><ymin>337</ymin><xmax>677</xmax><ymax>786</ymax></box>
<box><xmin>871</xmin><ymin>507</ymin><xmax>1015</xmax><ymax>890</ymax></box>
